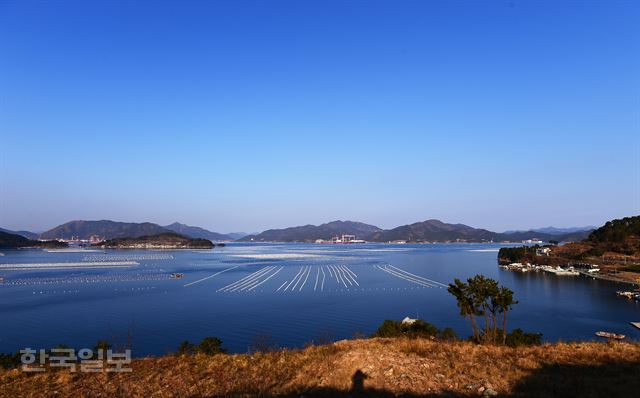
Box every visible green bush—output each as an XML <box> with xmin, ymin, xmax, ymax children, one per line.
<box><xmin>372</xmin><ymin>319</ymin><xmax>454</xmax><ymax>340</ymax></box>
<box><xmin>176</xmin><ymin>337</ymin><xmax>227</xmax><ymax>355</ymax></box>
<box><xmin>504</xmin><ymin>328</ymin><xmax>543</xmax><ymax>347</ymax></box>
<box><xmin>0</xmin><ymin>352</ymin><xmax>21</xmax><ymax>369</ymax></box>
<box><xmin>438</xmin><ymin>327</ymin><xmax>458</xmax><ymax>341</ymax></box>
<box><xmin>176</xmin><ymin>340</ymin><xmax>196</xmax><ymax>355</ymax></box>
<box><xmin>198</xmin><ymin>336</ymin><xmax>226</xmax><ymax>355</ymax></box>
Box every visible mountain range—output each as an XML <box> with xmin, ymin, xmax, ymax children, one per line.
<box><xmin>38</xmin><ymin>220</ymin><xmax>171</xmax><ymax>240</ymax></box>
<box><xmin>35</xmin><ymin>220</ymin><xmax>232</xmax><ymax>241</ymax></box>
<box><xmin>503</xmin><ymin>226</ymin><xmax>596</xmax><ymax>235</ymax></box>
<box><xmin>163</xmin><ymin>222</ymin><xmax>232</xmax><ymax>241</ymax></box>
<box><xmin>0</xmin><ymin>231</ymin><xmax>67</xmax><ymax>249</ymax></box>
<box><xmin>239</xmin><ymin>221</ymin><xmax>383</xmax><ymax>243</ymax></box>
<box><xmin>3</xmin><ymin>219</ymin><xmax>594</xmax><ymax>244</ymax></box>
<box><xmin>239</xmin><ymin>219</ymin><xmax>592</xmax><ymax>243</ymax></box>
<box><xmin>0</xmin><ymin>227</ymin><xmax>38</xmax><ymax>240</ymax></box>
<box><xmin>367</xmin><ymin>220</ymin><xmax>498</xmax><ymax>243</ymax></box>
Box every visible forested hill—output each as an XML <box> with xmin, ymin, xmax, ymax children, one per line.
<box><xmin>0</xmin><ymin>231</ymin><xmax>67</xmax><ymax>249</ymax></box>
<box><xmin>39</xmin><ymin>220</ymin><xmax>170</xmax><ymax>240</ymax></box>
<box><xmin>588</xmin><ymin>216</ymin><xmax>640</xmax><ymax>245</ymax></box>
<box><xmin>239</xmin><ymin>220</ymin><xmax>383</xmax><ymax>242</ymax></box>
<box><xmin>93</xmin><ymin>232</ymin><xmax>214</xmax><ymax>249</ymax></box>
<box><xmin>163</xmin><ymin>222</ymin><xmax>231</xmax><ymax>241</ymax></box>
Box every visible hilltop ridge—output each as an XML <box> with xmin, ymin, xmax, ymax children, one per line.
<box><xmin>93</xmin><ymin>232</ymin><xmax>214</xmax><ymax>249</ymax></box>
<box><xmin>1</xmin><ymin>338</ymin><xmax>637</xmax><ymax>397</ymax></box>
<box><xmin>240</xmin><ymin>219</ymin><xmax>591</xmax><ymax>243</ymax></box>
<box><xmin>163</xmin><ymin>222</ymin><xmax>231</xmax><ymax>241</ymax></box>
<box><xmin>8</xmin><ymin>218</ymin><xmax>594</xmax><ymax>245</ymax></box>
<box><xmin>0</xmin><ymin>231</ymin><xmax>67</xmax><ymax>249</ymax></box>
<box><xmin>240</xmin><ymin>220</ymin><xmax>383</xmax><ymax>242</ymax></box>
<box><xmin>37</xmin><ymin>220</ymin><xmax>230</xmax><ymax>241</ymax></box>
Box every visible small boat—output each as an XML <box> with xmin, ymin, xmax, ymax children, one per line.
<box><xmin>617</xmin><ymin>291</ymin><xmax>637</xmax><ymax>299</ymax></box>
<box><xmin>630</xmin><ymin>322</ymin><xmax>640</xmax><ymax>330</ymax></box>
<box><xmin>595</xmin><ymin>331</ymin><xmax>625</xmax><ymax>340</ymax></box>
<box><xmin>170</xmin><ymin>273</ymin><xmax>184</xmax><ymax>279</ymax></box>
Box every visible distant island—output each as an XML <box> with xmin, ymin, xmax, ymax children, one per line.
<box><xmin>36</xmin><ymin>220</ymin><xmax>233</xmax><ymax>242</ymax></box>
<box><xmin>0</xmin><ymin>231</ymin><xmax>68</xmax><ymax>249</ymax></box>
<box><xmin>92</xmin><ymin>232</ymin><xmax>214</xmax><ymax>249</ymax></box>
<box><xmin>3</xmin><ymin>218</ymin><xmax>594</xmax><ymax>245</ymax></box>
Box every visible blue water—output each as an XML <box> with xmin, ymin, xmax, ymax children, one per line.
<box><xmin>1</xmin><ymin>243</ymin><xmax>638</xmax><ymax>356</ymax></box>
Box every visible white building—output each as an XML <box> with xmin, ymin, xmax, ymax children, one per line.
<box><xmin>536</xmin><ymin>247</ymin><xmax>551</xmax><ymax>256</ymax></box>
<box><xmin>401</xmin><ymin>316</ymin><xmax>417</xmax><ymax>325</ymax></box>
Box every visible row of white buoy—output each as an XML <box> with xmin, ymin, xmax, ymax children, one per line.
<box><xmin>114</xmin><ymin>286</ymin><xmax>156</xmax><ymax>292</ymax></box>
<box><xmin>245</xmin><ymin>266</ymin><xmax>283</xmax><ymax>291</ymax></box>
<box><xmin>276</xmin><ymin>265</ymin><xmax>358</xmax><ymax>292</ymax></box>
<box><xmin>184</xmin><ymin>265</ymin><xmax>240</xmax><ymax>287</ymax></box>
<box><xmin>375</xmin><ymin>264</ymin><xmax>447</xmax><ymax>288</ymax></box>
<box><xmin>4</xmin><ymin>273</ymin><xmax>171</xmax><ymax>286</ymax></box>
<box><xmin>33</xmin><ymin>289</ymin><xmax>80</xmax><ymax>294</ymax></box>
<box><xmin>82</xmin><ymin>254</ymin><xmax>173</xmax><ymax>262</ymax></box>
<box><xmin>293</xmin><ymin>265</ymin><xmax>311</xmax><ymax>291</ymax></box>
<box><xmin>278</xmin><ymin>265</ymin><xmax>310</xmax><ymax>292</ymax></box>
<box><xmin>31</xmin><ymin>287</ymin><xmax>156</xmax><ymax>294</ymax></box>
<box><xmin>327</xmin><ymin>265</ymin><xmax>359</xmax><ymax>288</ymax></box>
<box><xmin>186</xmin><ymin>263</ymin><xmax>443</xmax><ymax>294</ymax></box>
<box><xmin>217</xmin><ymin>266</ymin><xmax>283</xmax><ymax>292</ymax></box>
<box><xmin>386</xmin><ymin>264</ymin><xmax>448</xmax><ymax>287</ymax></box>
<box><xmin>313</xmin><ymin>266</ymin><xmax>326</xmax><ymax>292</ymax></box>
<box><xmin>322</xmin><ymin>286</ymin><xmax>428</xmax><ymax>293</ymax></box>
<box><xmin>0</xmin><ymin>261</ymin><xmax>138</xmax><ymax>270</ymax></box>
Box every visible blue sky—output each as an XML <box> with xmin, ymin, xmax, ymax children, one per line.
<box><xmin>1</xmin><ymin>0</ymin><xmax>638</xmax><ymax>233</ymax></box>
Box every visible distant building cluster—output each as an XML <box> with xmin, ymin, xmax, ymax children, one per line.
<box><xmin>315</xmin><ymin>234</ymin><xmax>366</xmax><ymax>244</ymax></box>
<box><xmin>60</xmin><ymin>235</ymin><xmax>105</xmax><ymax>245</ymax></box>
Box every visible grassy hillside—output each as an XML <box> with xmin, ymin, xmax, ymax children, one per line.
<box><xmin>1</xmin><ymin>338</ymin><xmax>638</xmax><ymax>397</ymax></box>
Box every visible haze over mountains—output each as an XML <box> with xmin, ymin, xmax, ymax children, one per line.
<box><xmin>2</xmin><ymin>219</ymin><xmax>594</xmax><ymax>244</ymax></box>
<box><xmin>0</xmin><ymin>227</ymin><xmax>38</xmax><ymax>240</ymax></box>
<box><xmin>503</xmin><ymin>226</ymin><xmax>596</xmax><ymax>235</ymax></box>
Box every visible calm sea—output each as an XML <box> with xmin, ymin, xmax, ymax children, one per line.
<box><xmin>0</xmin><ymin>243</ymin><xmax>638</xmax><ymax>356</ymax></box>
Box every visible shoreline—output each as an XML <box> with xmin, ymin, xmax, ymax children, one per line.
<box><xmin>579</xmin><ymin>270</ymin><xmax>640</xmax><ymax>287</ymax></box>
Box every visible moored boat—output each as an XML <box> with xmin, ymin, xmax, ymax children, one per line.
<box><xmin>595</xmin><ymin>331</ymin><xmax>625</xmax><ymax>340</ymax></box>
<box><xmin>616</xmin><ymin>291</ymin><xmax>637</xmax><ymax>299</ymax></box>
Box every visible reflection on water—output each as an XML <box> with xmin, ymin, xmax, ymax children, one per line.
<box><xmin>0</xmin><ymin>243</ymin><xmax>638</xmax><ymax>356</ymax></box>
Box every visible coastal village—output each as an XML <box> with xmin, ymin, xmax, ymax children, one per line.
<box><xmin>497</xmin><ymin>220</ymin><xmax>640</xmax><ymax>307</ymax></box>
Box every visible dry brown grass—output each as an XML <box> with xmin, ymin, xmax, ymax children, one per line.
<box><xmin>1</xmin><ymin>338</ymin><xmax>639</xmax><ymax>397</ymax></box>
